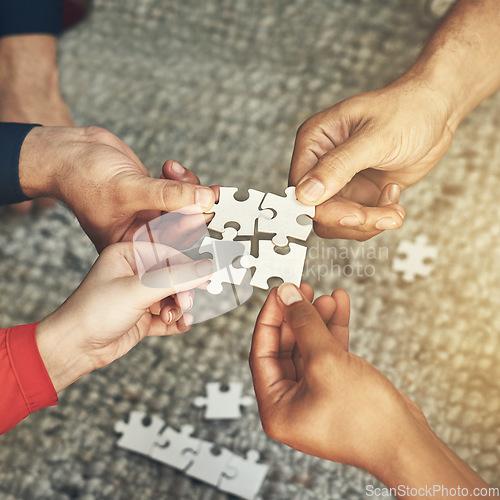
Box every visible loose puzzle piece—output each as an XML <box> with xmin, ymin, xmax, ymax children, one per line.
<box><xmin>194</xmin><ymin>382</ymin><xmax>253</xmax><ymax>419</ymax></box>
<box><xmin>241</xmin><ymin>240</ymin><xmax>308</xmax><ymax>289</ymax></box>
<box><xmin>114</xmin><ymin>411</ymin><xmax>165</xmax><ymax>456</ymax></box>
<box><xmin>150</xmin><ymin>424</ymin><xmax>203</xmax><ymax>471</ymax></box>
<box><xmin>198</xmin><ymin>228</ymin><xmax>251</xmax><ymax>295</ymax></box>
<box><xmin>184</xmin><ymin>441</ymin><xmax>237</xmax><ymax>487</ymax></box>
<box><xmin>219</xmin><ymin>450</ymin><xmax>269</xmax><ymax>500</ymax></box>
<box><xmin>208</xmin><ymin>187</ymin><xmax>273</xmax><ymax>236</ymax></box>
<box><xmin>258</xmin><ymin>186</ymin><xmax>315</xmax><ymax>247</ymax></box>
<box><xmin>393</xmin><ymin>235</ymin><xmax>438</xmax><ymax>282</ymax></box>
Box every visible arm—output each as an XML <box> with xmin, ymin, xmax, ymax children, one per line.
<box><xmin>1</xmin><ymin>242</ymin><xmax>212</xmax><ymax>433</ymax></box>
<box><xmin>249</xmin><ymin>283</ymin><xmax>494</xmax><ymax>497</ymax></box>
<box><xmin>290</xmin><ymin>0</ymin><xmax>500</xmax><ymax>241</ymax></box>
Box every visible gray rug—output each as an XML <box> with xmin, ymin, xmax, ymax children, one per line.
<box><xmin>1</xmin><ymin>0</ymin><xmax>499</xmax><ymax>498</ymax></box>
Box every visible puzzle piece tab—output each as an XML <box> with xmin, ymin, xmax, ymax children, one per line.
<box><xmin>114</xmin><ymin>411</ymin><xmax>165</xmax><ymax>456</ymax></box>
<box><xmin>194</xmin><ymin>382</ymin><xmax>253</xmax><ymax>419</ymax></box>
<box><xmin>258</xmin><ymin>186</ymin><xmax>315</xmax><ymax>247</ymax></box>
<box><xmin>198</xmin><ymin>228</ymin><xmax>251</xmax><ymax>295</ymax></box>
<box><xmin>219</xmin><ymin>450</ymin><xmax>269</xmax><ymax>500</ymax></box>
<box><xmin>150</xmin><ymin>424</ymin><xmax>203</xmax><ymax>471</ymax></box>
<box><xmin>241</xmin><ymin>240</ymin><xmax>307</xmax><ymax>289</ymax></box>
<box><xmin>185</xmin><ymin>441</ymin><xmax>237</xmax><ymax>487</ymax></box>
<box><xmin>393</xmin><ymin>235</ymin><xmax>438</xmax><ymax>282</ymax></box>
<box><xmin>208</xmin><ymin>187</ymin><xmax>272</xmax><ymax>236</ymax></box>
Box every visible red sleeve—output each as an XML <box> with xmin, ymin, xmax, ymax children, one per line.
<box><xmin>0</xmin><ymin>323</ymin><xmax>58</xmax><ymax>434</ymax></box>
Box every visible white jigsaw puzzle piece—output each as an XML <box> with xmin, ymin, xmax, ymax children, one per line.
<box><xmin>184</xmin><ymin>441</ymin><xmax>237</xmax><ymax>487</ymax></box>
<box><xmin>219</xmin><ymin>450</ymin><xmax>269</xmax><ymax>500</ymax></box>
<box><xmin>114</xmin><ymin>411</ymin><xmax>165</xmax><ymax>456</ymax></box>
<box><xmin>208</xmin><ymin>187</ymin><xmax>273</xmax><ymax>236</ymax></box>
<box><xmin>194</xmin><ymin>382</ymin><xmax>254</xmax><ymax>420</ymax></box>
<box><xmin>258</xmin><ymin>186</ymin><xmax>315</xmax><ymax>247</ymax></box>
<box><xmin>241</xmin><ymin>240</ymin><xmax>308</xmax><ymax>290</ymax></box>
<box><xmin>198</xmin><ymin>228</ymin><xmax>251</xmax><ymax>295</ymax></box>
<box><xmin>150</xmin><ymin>424</ymin><xmax>203</xmax><ymax>470</ymax></box>
<box><xmin>393</xmin><ymin>235</ymin><xmax>438</xmax><ymax>282</ymax></box>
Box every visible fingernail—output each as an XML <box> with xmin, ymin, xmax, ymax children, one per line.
<box><xmin>179</xmin><ymin>294</ymin><xmax>193</xmax><ymax>310</ymax></box>
<box><xmin>340</xmin><ymin>215</ymin><xmax>361</xmax><ymax>227</ymax></box>
<box><xmin>296</xmin><ymin>178</ymin><xmax>325</xmax><ymax>203</ymax></box>
<box><xmin>166</xmin><ymin>311</ymin><xmax>173</xmax><ymax>323</ymax></box>
<box><xmin>388</xmin><ymin>184</ymin><xmax>401</xmax><ymax>204</ymax></box>
<box><xmin>396</xmin><ymin>210</ymin><xmax>405</xmax><ymax>220</ymax></box>
<box><xmin>196</xmin><ymin>259</ymin><xmax>213</xmax><ymax>276</ymax></box>
<box><xmin>375</xmin><ymin>218</ymin><xmax>398</xmax><ymax>230</ymax></box>
<box><xmin>278</xmin><ymin>283</ymin><xmax>303</xmax><ymax>305</ymax></box>
<box><xmin>196</xmin><ymin>188</ymin><xmax>214</xmax><ymax>209</ymax></box>
<box><xmin>171</xmin><ymin>161</ymin><xmax>185</xmax><ymax>176</ymax></box>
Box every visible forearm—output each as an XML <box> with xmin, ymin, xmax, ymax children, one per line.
<box><xmin>375</xmin><ymin>417</ymin><xmax>493</xmax><ymax>498</ymax></box>
<box><xmin>397</xmin><ymin>0</ymin><xmax>500</xmax><ymax>130</ymax></box>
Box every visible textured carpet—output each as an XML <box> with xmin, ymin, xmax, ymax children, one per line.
<box><xmin>1</xmin><ymin>0</ymin><xmax>499</xmax><ymax>498</ymax></box>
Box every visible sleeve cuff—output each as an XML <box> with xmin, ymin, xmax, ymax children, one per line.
<box><xmin>0</xmin><ymin>1</ymin><xmax>64</xmax><ymax>36</ymax></box>
<box><xmin>0</xmin><ymin>123</ymin><xmax>41</xmax><ymax>205</ymax></box>
<box><xmin>6</xmin><ymin>323</ymin><xmax>58</xmax><ymax>413</ymax></box>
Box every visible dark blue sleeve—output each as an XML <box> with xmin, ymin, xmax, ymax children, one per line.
<box><xmin>0</xmin><ymin>0</ymin><xmax>63</xmax><ymax>37</ymax></box>
<box><xmin>0</xmin><ymin>123</ymin><xmax>41</xmax><ymax>205</ymax></box>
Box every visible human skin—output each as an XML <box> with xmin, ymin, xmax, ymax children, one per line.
<box><xmin>17</xmin><ymin>125</ymin><xmax>216</xmax><ymax>252</ymax></box>
<box><xmin>0</xmin><ymin>34</ymin><xmax>74</xmax><ymax>212</ymax></box>
<box><xmin>250</xmin><ymin>283</ymin><xmax>496</xmax><ymax>498</ymax></box>
<box><xmin>290</xmin><ymin>0</ymin><xmax>500</xmax><ymax>241</ymax></box>
<box><xmin>36</xmin><ymin>242</ymin><xmax>213</xmax><ymax>393</ymax></box>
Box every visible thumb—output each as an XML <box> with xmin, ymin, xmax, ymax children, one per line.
<box><xmin>134</xmin><ymin>259</ymin><xmax>213</xmax><ymax>307</ymax></box>
<box><xmin>277</xmin><ymin>283</ymin><xmax>342</xmax><ymax>364</ymax></box>
<box><xmin>295</xmin><ymin>136</ymin><xmax>376</xmax><ymax>206</ymax></box>
<box><xmin>124</xmin><ymin>175</ymin><xmax>215</xmax><ymax>213</ymax></box>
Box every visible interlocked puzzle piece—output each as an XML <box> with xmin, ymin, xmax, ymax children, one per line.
<box><xmin>393</xmin><ymin>235</ymin><xmax>438</xmax><ymax>282</ymax></box>
<box><xmin>241</xmin><ymin>240</ymin><xmax>308</xmax><ymax>289</ymax></box>
<box><xmin>198</xmin><ymin>228</ymin><xmax>251</xmax><ymax>295</ymax></box>
<box><xmin>184</xmin><ymin>441</ymin><xmax>237</xmax><ymax>487</ymax></box>
<box><xmin>114</xmin><ymin>411</ymin><xmax>165</xmax><ymax>456</ymax></box>
<box><xmin>208</xmin><ymin>187</ymin><xmax>273</xmax><ymax>236</ymax></box>
<box><xmin>219</xmin><ymin>450</ymin><xmax>270</xmax><ymax>500</ymax></box>
<box><xmin>194</xmin><ymin>382</ymin><xmax>253</xmax><ymax>419</ymax></box>
<box><xmin>150</xmin><ymin>424</ymin><xmax>202</xmax><ymax>470</ymax></box>
<box><xmin>258</xmin><ymin>186</ymin><xmax>315</xmax><ymax>246</ymax></box>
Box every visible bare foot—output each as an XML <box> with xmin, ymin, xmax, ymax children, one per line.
<box><xmin>0</xmin><ymin>35</ymin><xmax>74</xmax><ymax>213</ymax></box>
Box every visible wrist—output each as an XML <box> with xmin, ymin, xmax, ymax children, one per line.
<box><xmin>18</xmin><ymin>126</ymin><xmax>60</xmax><ymax>199</ymax></box>
<box><xmin>36</xmin><ymin>311</ymin><xmax>95</xmax><ymax>393</ymax></box>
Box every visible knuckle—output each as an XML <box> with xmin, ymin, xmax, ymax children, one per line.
<box><xmin>83</xmin><ymin>126</ymin><xmax>113</xmax><ymax>143</ymax></box>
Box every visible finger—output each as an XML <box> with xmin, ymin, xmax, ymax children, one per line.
<box><xmin>124</xmin><ymin>176</ymin><xmax>215</xmax><ymax>214</ymax></box>
<box><xmin>289</xmin><ymin>118</ymin><xmax>336</xmax><ymax>186</ymax></box>
<box><xmin>147</xmin><ymin>315</ymin><xmax>190</xmax><ymax>336</ymax></box>
<box><xmin>327</xmin><ymin>290</ymin><xmax>350</xmax><ymax>351</ymax></box>
<box><xmin>250</xmin><ymin>288</ymin><xmax>289</xmax><ymax>399</ymax></box>
<box><xmin>377</xmin><ymin>183</ymin><xmax>401</xmax><ymax>207</ymax></box>
<box><xmin>137</xmin><ymin>259</ymin><xmax>213</xmax><ymax>306</ymax></box>
<box><xmin>295</xmin><ymin>135</ymin><xmax>376</xmax><ymax>206</ymax></box>
<box><xmin>159</xmin><ymin>303</ymin><xmax>183</xmax><ymax>324</ymax></box>
<box><xmin>314</xmin><ymin>198</ymin><xmax>405</xmax><ymax>237</ymax></box>
<box><xmin>277</xmin><ymin>283</ymin><xmax>341</xmax><ymax>364</ymax></box>
<box><xmin>161</xmin><ymin>159</ymin><xmax>201</xmax><ymax>185</ymax></box>
<box><xmin>176</xmin><ymin>290</ymin><xmax>194</xmax><ymax>311</ymax></box>
<box><xmin>313</xmin><ymin>295</ymin><xmax>336</xmax><ymax>324</ymax></box>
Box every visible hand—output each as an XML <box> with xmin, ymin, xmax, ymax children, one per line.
<box><xmin>290</xmin><ymin>79</ymin><xmax>454</xmax><ymax>240</ymax></box>
<box><xmin>18</xmin><ymin>126</ymin><xmax>216</xmax><ymax>251</ymax></box>
<box><xmin>250</xmin><ymin>283</ymin><xmax>491</xmax><ymax>491</ymax></box>
<box><xmin>36</xmin><ymin>242</ymin><xmax>213</xmax><ymax>393</ymax></box>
